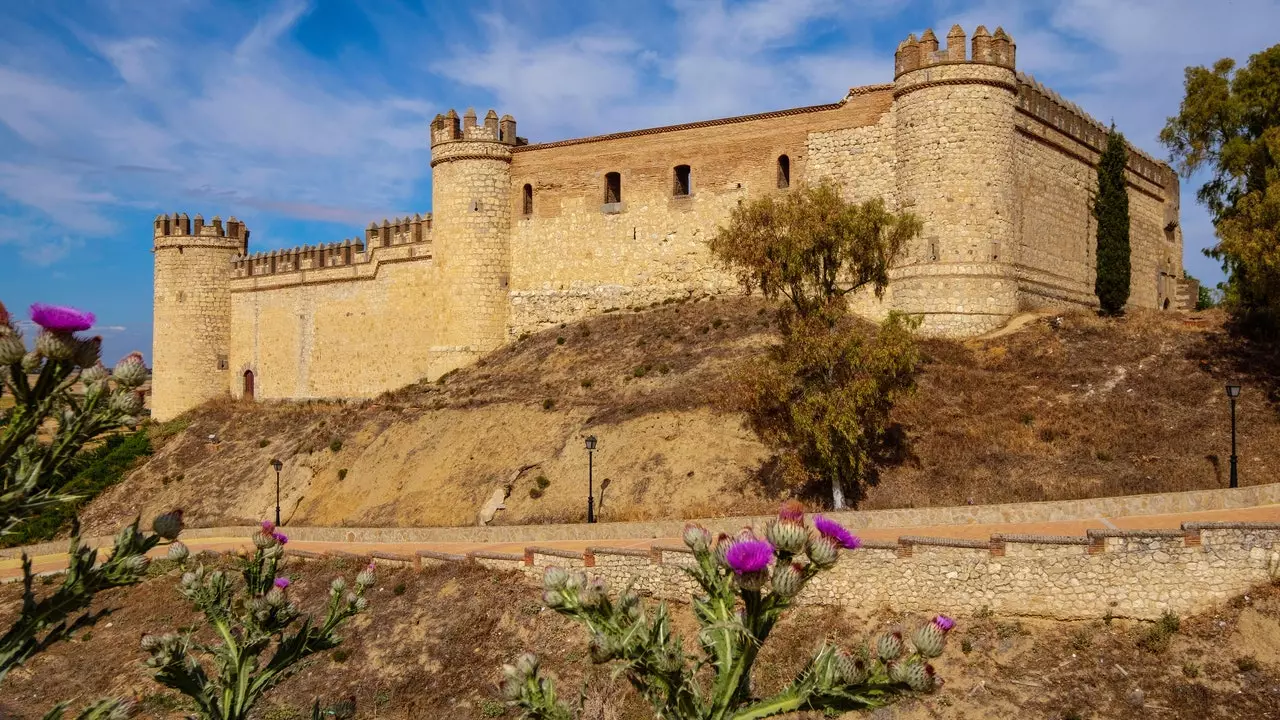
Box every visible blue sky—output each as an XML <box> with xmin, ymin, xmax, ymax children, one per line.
<box><xmin>1</xmin><ymin>0</ymin><xmax>1277</xmax><ymax>364</ymax></box>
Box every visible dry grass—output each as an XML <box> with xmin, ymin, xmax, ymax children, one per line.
<box><xmin>1</xmin><ymin>557</ymin><xmax>1278</xmax><ymax>719</ymax></box>
<box><xmin>74</xmin><ymin>299</ymin><xmax>1280</xmax><ymax>534</ymax></box>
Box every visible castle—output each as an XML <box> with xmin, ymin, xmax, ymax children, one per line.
<box><xmin>151</xmin><ymin>26</ymin><xmax>1187</xmax><ymax>421</ymax></box>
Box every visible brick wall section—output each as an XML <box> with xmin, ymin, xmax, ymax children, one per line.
<box><xmin>149</xmin><ymin>24</ymin><xmax>1185</xmax><ymax>414</ymax></box>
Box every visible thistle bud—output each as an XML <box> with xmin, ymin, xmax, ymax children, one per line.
<box><xmin>770</xmin><ymin>561</ymin><xmax>805</xmax><ymax>598</ymax></box>
<box><xmin>110</xmin><ymin>390</ymin><xmax>145</xmax><ymax>416</ymax></box>
<box><xmin>619</xmin><ymin>590</ymin><xmax>642</xmax><ymax>619</ymax></box>
<box><xmin>140</xmin><ymin>634</ymin><xmax>161</xmax><ymax>651</ymax></box>
<box><xmin>735</xmin><ymin>569</ymin><xmax>768</xmax><ymax>592</ymax></box>
<box><xmin>542</xmin><ymin>589</ymin><xmax>563</xmax><ymax>608</ymax></box>
<box><xmin>354</xmin><ymin>596</ymin><xmax>368</xmax><ymax>612</ymax></box>
<box><xmin>580</xmin><ymin>577</ymin><xmax>608</xmax><ymax>608</ymax></box>
<box><xmin>265</xmin><ymin>587</ymin><xmax>287</xmax><ymax>607</ymax></box>
<box><xmin>152</xmin><ymin>510</ymin><xmax>184</xmax><ymax>540</ymax></box>
<box><xmin>514</xmin><ymin>652</ymin><xmax>539</xmax><ymax>679</ymax></box>
<box><xmin>806</xmin><ymin>535</ymin><xmax>839</xmax><ymax>569</ymax></box>
<box><xmin>887</xmin><ymin>659</ymin><xmax>910</xmax><ymax>684</ymax></box>
<box><xmin>253</xmin><ymin>531</ymin><xmax>274</xmax><ymax>549</ymax></box>
<box><xmin>330</xmin><ymin>577</ymin><xmax>347</xmax><ymax>595</ymax></box>
<box><xmin>904</xmin><ymin>661</ymin><xmax>937</xmax><ymax>692</ymax></box>
<box><xmin>112</xmin><ymin>352</ymin><xmax>148</xmax><ymax>388</ymax></box>
<box><xmin>588</xmin><ymin>631</ymin><xmax>619</xmax><ymax>663</ymax></box>
<box><xmin>910</xmin><ymin>622</ymin><xmax>945</xmax><ymax>658</ymax></box>
<box><xmin>80</xmin><ymin>363</ymin><xmax>108</xmax><ymax>387</ymax></box>
<box><xmin>877</xmin><ymin>631</ymin><xmax>905</xmax><ymax>663</ymax></box>
<box><xmin>21</xmin><ymin>351</ymin><xmax>41</xmax><ymax>373</ymax></box>
<box><xmin>74</xmin><ymin>335</ymin><xmax>102</xmax><ymax>368</ymax></box>
<box><xmin>564</xmin><ymin>571</ymin><xmax>586</xmax><ymax>593</ymax></box>
<box><xmin>35</xmin><ymin>330</ymin><xmax>74</xmax><ymax>361</ymax></box>
<box><xmin>181</xmin><ymin>571</ymin><xmax>198</xmax><ymax>588</ymax></box>
<box><xmin>355</xmin><ymin>567</ymin><xmax>376</xmax><ymax>588</ymax></box>
<box><xmin>0</xmin><ymin>333</ymin><xmax>24</xmax><ymax>365</ymax></box>
<box><xmin>166</xmin><ymin>542</ymin><xmax>190</xmax><ymax>563</ymax></box>
<box><xmin>837</xmin><ymin>651</ymin><xmax>868</xmax><ymax>685</ymax></box>
<box><xmin>543</xmin><ymin>566</ymin><xmax>568</xmax><ymax>591</ymax></box>
<box><xmin>712</xmin><ymin>534</ymin><xmax>733</xmax><ymax>568</ymax></box>
<box><xmin>682</xmin><ymin>523</ymin><xmax>712</xmax><ymax>553</ymax></box>
<box><xmin>764</xmin><ymin>519</ymin><xmax>809</xmax><ymax>555</ymax></box>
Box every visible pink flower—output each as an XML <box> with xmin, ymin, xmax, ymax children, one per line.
<box><xmin>813</xmin><ymin>515</ymin><xmax>861</xmax><ymax>550</ymax></box>
<box><xmin>260</xmin><ymin>520</ymin><xmax>276</xmax><ymax>534</ymax></box>
<box><xmin>725</xmin><ymin>539</ymin><xmax>773</xmax><ymax>574</ymax></box>
<box><xmin>30</xmin><ymin>303</ymin><xmax>95</xmax><ymax>332</ymax></box>
<box><xmin>272</xmin><ymin>532</ymin><xmax>288</xmax><ymax>545</ymax></box>
<box><xmin>777</xmin><ymin>499</ymin><xmax>805</xmax><ymax>524</ymax></box>
<box><xmin>274</xmin><ymin>577</ymin><xmax>291</xmax><ymax>589</ymax></box>
<box><xmin>933</xmin><ymin>615</ymin><xmax>955</xmax><ymax>633</ymax></box>
<box><xmin>0</xmin><ymin>301</ymin><xmax>9</xmax><ymax>327</ymax></box>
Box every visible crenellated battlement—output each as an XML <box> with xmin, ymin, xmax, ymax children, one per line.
<box><xmin>1015</xmin><ymin>72</ymin><xmax>1175</xmax><ymax>188</ymax></box>
<box><xmin>895</xmin><ymin>24</ymin><xmax>1015</xmax><ymax>78</ymax></box>
<box><xmin>230</xmin><ymin>213</ymin><xmax>431</xmax><ymax>278</ymax></box>
<box><xmin>153</xmin><ymin>212</ymin><xmax>249</xmax><ymax>242</ymax></box>
<box><xmin>430</xmin><ymin>108</ymin><xmax>525</xmax><ymax>147</ymax></box>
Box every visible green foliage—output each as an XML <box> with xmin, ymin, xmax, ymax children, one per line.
<box><xmin>529</xmin><ymin>488</ymin><xmax>544</xmax><ymax>500</ymax></box>
<box><xmin>258</xmin><ymin>439</ymin><xmax>270</xmax><ymax>448</ymax></box>
<box><xmin>535</xmin><ymin>475</ymin><xmax>551</xmax><ymax>489</ymax></box>
<box><xmin>1137</xmin><ymin>612</ymin><xmax>1180</xmax><ymax>653</ymax></box>
<box><xmin>481</xmin><ymin>699</ymin><xmax>507</xmax><ymax>718</ymax></box>
<box><xmin>556</xmin><ymin>337</ymin><xmax>566</xmax><ymax>346</ymax></box>
<box><xmin>2</xmin><ymin>431</ymin><xmax>152</xmax><ymax>548</ymax></box>
<box><xmin>1161</xmin><ymin>44</ymin><xmax>1280</xmax><ymax>337</ymax></box>
<box><xmin>393</xmin><ymin>582</ymin><xmax>407</xmax><ymax>596</ymax></box>
<box><xmin>141</xmin><ymin>525</ymin><xmax>373</xmax><ymax>720</ymax></box>
<box><xmin>502</xmin><ymin>507</ymin><xmax>950</xmax><ymax>719</ymax></box>
<box><xmin>1237</xmin><ymin>655</ymin><xmax>1260</xmax><ymax>672</ymax></box>
<box><xmin>328</xmin><ymin>439</ymin><xmax>342</xmax><ymax>453</ymax></box>
<box><xmin>741</xmin><ymin>313</ymin><xmax>920</xmax><ymax>509</ymax></box>
<box><xmin>1094</xmin><ymin>126</ymin><xmax>1132</xmax><ymax>315</ymax></box>
<box><xmin>337</xmin><ymin>468</ymin><xmax>347</xmax><ymax>481</ymax></box>
<box><xmin>542</xmin><ymin>398</ymin><xmax>555</xmax><ymax>411</ymax></box>
<box><xmin>632</xmin><ymin>365</ymin><xmax>650</xmax><ymax>378</ymax></box>
<box><xmin>1182</xmin><ymin>661</ymin><xmax>1200</xmax><ymax>678</ymax></box>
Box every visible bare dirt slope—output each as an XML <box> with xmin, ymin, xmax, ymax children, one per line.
<box><xmin>2</xmin><ymin>558</ymin><xmax>1278</xmax><ymax>719</ymax></box>
<box><xmin>79</xmin><ymin>298</ymin><xmax>1280</xmax><ymax>534</ymax></box>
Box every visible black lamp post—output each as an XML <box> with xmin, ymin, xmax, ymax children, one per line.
<box><xmin>1226</xmin><ymin>384</ymin><xmax>1241</xmax><ymax>489</ymax></box>
<box><xmin>585</xmin><ymin>435</ymin><xmax>597</xmax><ymax>524</ymax></box>
<box><xmin>270</xmin><ymin>459</ymin><xmax>283</xmax><ymax>526</ymax></box>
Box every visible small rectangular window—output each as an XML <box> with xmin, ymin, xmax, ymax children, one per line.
<box><xmin>673</xmin><ymin>165</ymin><xmax>691</xmax><ymax>197</ymax></box>
<box><xmin>777</xmin><ymin>154</ymin><xmax>791</xmax><ymax>189</ymax></box>
<box><xmin>605</xmin><ymin>172</ymin><xmax>621</xmax><ymax>204</ymax></box>
<box><xmin>522</xmin><ymin>183</ymin><xmax>533</xmax><ymax>215</ymax></box>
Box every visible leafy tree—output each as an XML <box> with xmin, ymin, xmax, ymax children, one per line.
<box><xmin>1160</xmin><ymin>44</ymin><xmax>1280</xmax><ymax>337</ymax></box>
<box><xmin>504</xmin><ymin>504</ymin><xmax>952</xmax><ymax>719</ymax></box>
<box><xmin>1094</xmin><ymin>126</ymin><xmax>1132</xmax><ymax>315</ymax></box>
<box><xmin>708</xmin><ymin>184</ymin><xmax>921</xmax><ymax>325</ymax></box>
<box><xmin>709</xmin><ymin>184</ymin><xmax>923</xmax><ymax>508</ymax></box>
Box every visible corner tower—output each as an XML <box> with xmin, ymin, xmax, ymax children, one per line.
<box><xmin>891</xmin><ymin>25</ymin><xmax>1019</xmax><ymax>335</ymax></box>
<box><xmin>428</xmin><ymin>108</ymin><xmax>516</xmax><ymax>368</ymax></box>
<box><xmin>151</xmin><ymin>213</ymin><xmax>247</xmax><ymax>421</ymax></box>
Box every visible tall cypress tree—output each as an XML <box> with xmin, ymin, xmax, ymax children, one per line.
<box><xmin>1094</xmin><ymin>126</ymin><xmax>1132</xmax><ymax>314</ymax></box>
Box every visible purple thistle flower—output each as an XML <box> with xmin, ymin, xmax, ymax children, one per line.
<box><xmin>813</xmin><ymin>515</ymin><xmax>861</xmax><ymax>550</ymax></box>
<box><xmin>272</xmin><ymin>532</ymin><xmax>288</xmax><ymax>545</ymax></box>
<box><xmin>777</xmin><ymin>499</ymin><xmax>805</xmax><ymax>524</ymax></box>
<box><xmin>933</xmin><ymin>615</ymin><xmax>955</xmax><ymax>632</ymax></box>
<box><xmin>274</xmin><ymin>577</ymin><xmax>291</xmax><ymax>589</ymax></box>
<box><xmin>725</xmin><ymin>539</ymin><xmax>773</xmax><ymax>574</ymax></box>
<box><xmin>260</xmin><ymin>520</ymin><xmax>276</xmax><ymax>534</ymax></box>
<box><xmin>30</xmin><ymin>303</ymin><xmax>95</xmax><ymax>332</ymax></box>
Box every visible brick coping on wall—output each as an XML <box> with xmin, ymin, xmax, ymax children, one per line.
<box><xmin>4</xmin><ymin>481</ymin><xmax>1277</xmax><ymax>561</ymax></box>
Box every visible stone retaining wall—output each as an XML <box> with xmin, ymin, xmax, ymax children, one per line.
<box><xmin>389</xmin><ymin>522</ymin><xmax>1280</xmax><ymax>621</ymax></box>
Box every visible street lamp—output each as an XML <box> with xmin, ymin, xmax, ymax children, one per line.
<box><xmin>270</xmin><ymin>459</ymin><xmax>283</xmax><ymax>526</ymax></box>
<box><xmin>1226</xmin><ymin>385</ymin><xmax>1241</xmax><ymax>489</ymax></box>
<box><xmin>585</xmin><ymin>435</ymin><xmax>597</xmax><ymax>524</ymax></box>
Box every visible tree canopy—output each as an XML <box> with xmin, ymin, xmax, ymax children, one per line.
<box><xmin>1160</xmin><ymin>44</ymin><xmax>1280</xmax><ymax>336</ymax></box>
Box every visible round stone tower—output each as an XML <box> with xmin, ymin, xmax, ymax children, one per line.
<box><xmin>428</xmin><ymin>108</ymin><xmax>516</xmax><ymax>368</ymax></box>
<box><xmin>891</xmin><ymin>25</ymin><xmax>1019</xmax><ymax>336</ymax></box>
<box><xmin>151</xmin><ymin>213</ymin><xmax>248</xmax><ymax>421</ymax></box>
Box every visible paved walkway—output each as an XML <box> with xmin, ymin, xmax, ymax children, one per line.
<box><xmin>4</xmin><ymin>504</ymin><xmax>1277</xmax><ymax>582</ymax></box>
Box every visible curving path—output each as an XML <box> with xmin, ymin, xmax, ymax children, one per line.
<box><xmin>4</xmin><ymin>503</ymin><xmax>1278</xmax><ymax>582</ymax></box>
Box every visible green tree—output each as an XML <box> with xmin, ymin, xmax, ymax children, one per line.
<box><xmin>709</xmin><ymin>184</ymin><xmax>923</xmax><ymax>509</ymax></box>
<box><xmin>1160</xmin><ymin>44</ymin><xmax>1280</xmax><ymax>337</ymax></box>
<box><xmin>1094</xmin><ymin>126</ymin><xmax>1132</xmax><ymax>315</ymax></box>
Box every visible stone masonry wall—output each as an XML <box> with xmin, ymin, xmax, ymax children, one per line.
<box><xmin>465</xmin><ymin>523</ymin><xmax>1280</xmax><ymax>622</ymax></box>
<box><xmin>505</xmin><ymin>91</ymin><xmax>893</xmax><ymax>338</ymax></box>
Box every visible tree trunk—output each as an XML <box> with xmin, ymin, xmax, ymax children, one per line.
<box><xmin>831</xmin><ymin>477</ymin><xmax>845</xmax><ymax>510</ymax></box>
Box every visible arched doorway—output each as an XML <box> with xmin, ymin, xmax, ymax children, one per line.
<box><xmin>243</xmin><ymin>370</ymin><xmax>255</xmax><ymax>400</ymax></box>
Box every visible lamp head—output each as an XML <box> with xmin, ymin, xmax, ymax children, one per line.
<box><xmin>585</xmin><ymin>435</ymin><xmax>597</xmax><ymax>451</ymax></box>
<box><xmin>270</xmin><ymin>459</ymin><xmax>283</xmax><ymax>472</ymax></box>
<box><xmin>1226</xmin><ymin>384</ymin><xmax>1242</xmax><ymax>399</ymax></box>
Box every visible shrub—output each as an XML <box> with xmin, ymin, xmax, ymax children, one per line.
<box><xmin>712</xmin><ymin>317</ymin><xmax>724</xmax><ymax>329</ymax></box>
<box><xmin>258</xmin><ymin>439</ymin><xmax>270</xmax><ymax>448</ymax></box>
<box><xmin>332</xmin><ymin>649</ymin><xmax>350</xmax><ymax>664</ymax></box>
<box><xmin>580</xmin><ymin>378</ymin><xmax>593</xmax><ymax>389</ymax></box>
<box><xmin>518</xmin><ymin>332</ymin><xmax>531</xmax><ymax>342</ymax></box>
<box><xmin>393</xmin><ymin>582</ymin><xmax>407</xmax><ymax>596</ymax></box>
<box><xmin>481</xmin><ymin>699</ymin><xmax>506</xmax><ymax>717</ymax></box>
<box><xmin>535</xmin><ymin>475</ymin><xmax>551</xmax><ymax>489</ymax></box>
<box><xmin>1182</xmin><ymin>661</ymin><xmax>1200</xmax><ymax>678</ymax></box>
<box><xmin>580</xmin><ymin>327</ymin><xmax>591</xmax><ymax>338</ymax></box>
<box><xmin>542</xmin><ymin>398</ymin><xmax>555</xmax><ymax>410</ymax></box>
<box><xmin>556</xmin><ymin>337</ymin><xmax>566</xmax><ymax>345</ymax></box>
<box><xmin>502</xmin><ymin>503</ymin><xmax>952</xmax><ymax>719</ymax></box>
<box><xmin>1138</xmin><ymin>613</ymin><xmax>1180</xmax><ymax>654</ymax></box>
<box><xmin>1019</xmin><ymin>413</ymin><xmax>1034</xmax><ymax>426</ymax></box>
<box><xmin>658</xmin><ymin>363</ymin><xmax>670</xmax><ymax>375</ymax></box>
<box><xmin>632</xmin><ymin>364</ymin><xmax>650</xmax><ymax>378</ymax></box>
<box><xmin>338</xmin><ymin>468</ymin><xmax>348</xmax><ymax>481</ymax></box>
<box><xmin>529</xmin><ymin>488</ymin><xmax>544</xmax><ymax>500</ymax></box>
<box><xmin>329</xmin><ymin>439</ymin><xmax>343</xmax><ymax>452</ymax></box>
<box><xmin>1237</xmin><ymin>655</ymin><xmax>1259</xmax><ymax>672</ymax></box>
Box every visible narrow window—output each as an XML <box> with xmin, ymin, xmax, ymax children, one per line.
<box><xmin>605</xmin><ymin>172</ymin><xmax>621</xmax><ymax>204</ymax></box>
<box><xmin>673</xmin><ymin>165</ymin><xmax>691</xmax><ymax>197</ymax></box>
<box><xmin>777</xmin><ymin>154</ymin><xmax>790</xmax><ymax>189</ymax></box>
<box><xmin>522</xmin><ymin>183</ymin><xmax>533</xmax><ymax>215</ymax></box>
<box><xmin>243</xmin><ymin>370</ymin><xmax>255</xmax><ymax>401</ymax></box>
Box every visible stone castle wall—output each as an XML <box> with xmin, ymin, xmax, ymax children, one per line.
<box><xmin>150</xmin><ymin>24</ymin><xmax>1186</xmax><ymax>418</ymax></box>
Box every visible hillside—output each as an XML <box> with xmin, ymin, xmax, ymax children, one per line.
<box><xmin>2</xmin><ymin>557</ymin><xmax>1278</xmax><ymax>719</ymax></box>
<box><xmin>77</xmin><ymin>296</ymin><xmax>1280</xmax><ymax>535</ymax></box>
